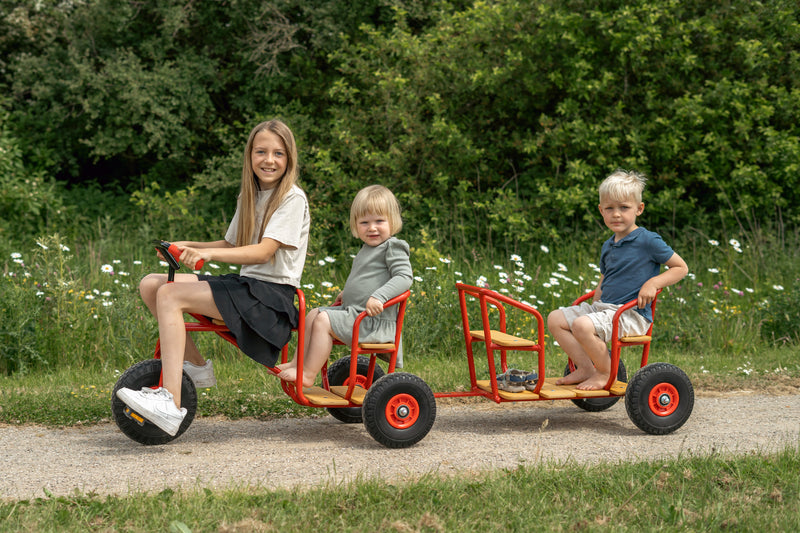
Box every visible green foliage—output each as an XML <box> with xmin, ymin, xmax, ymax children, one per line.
<box><xmin>0</xmin><ymin>120</ymin><xmax>68</xmax><ymax>240</ymax></box>
<box><xmin>761</xmin><ymin>278</ymin><xmax>800</xmax><ymax>346</ymax></box>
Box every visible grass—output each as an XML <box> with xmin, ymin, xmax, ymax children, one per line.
<box><xmin>1</xmin><ymin>448</ymin><xmax>799</xmax><ymax>531</ymax></box>
<box><xmin>1</xmin><ymin>227</ymin><xmax>799</xmax><ymax>529</ymax></box>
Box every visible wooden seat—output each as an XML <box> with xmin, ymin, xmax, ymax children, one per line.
<box><xmin>469</xmin><ymin>330</ymin><xmax>537</xmax><ymax>347</ymax></box>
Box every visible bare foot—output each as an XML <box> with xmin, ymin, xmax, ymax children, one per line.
<box><xmin>555</xmin><ymin>367</ymin><xmax>594</xmax><ymax>386</ymax></box>
<box><xmin>276</xmin><ymin>367</ymin><xmax>316</xmax><ymax>388</ymax></box>
<box><xmin>575</xmin><ymin>372</ymin><xmax>609</xmax><ymax>391</ymax></box>
<box><xmin>275</xmin><ymin>361</ymin><xmax>294</xmax><ymax>372</ymax></box>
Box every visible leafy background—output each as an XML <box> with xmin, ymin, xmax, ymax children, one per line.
<box><xmin>2</xmin><ymin>0</ymin><xmax>798</xmax><ymax>255</ymax></box>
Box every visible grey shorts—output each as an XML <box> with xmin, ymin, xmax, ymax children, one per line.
<box><xmin>559</xmin><ymin>301</ymin><xmax>651</xmax><ymax>343</ymax></box>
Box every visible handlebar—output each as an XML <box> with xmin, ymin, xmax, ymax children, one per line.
<box><xmin>151</xmin><ymin>240</ymin><xmax>205</xmax><ymax>271</ymax></box>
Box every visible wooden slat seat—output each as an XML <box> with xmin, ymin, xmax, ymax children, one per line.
<box><xmin>469</xmin><ymin>330</ymin><xmax>537</xmax><ymax>347</ymax></box>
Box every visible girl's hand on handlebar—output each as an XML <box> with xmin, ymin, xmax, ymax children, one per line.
<box><xmin>175</xmin><ymin>246</ymin><xmax>207</xmax><ymax>270</ymax></box>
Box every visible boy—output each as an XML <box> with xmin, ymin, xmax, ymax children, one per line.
<box><xmin>548</xmin><ymin>169</ymin><xmax>688</xmax><ymax>391</ymax></box>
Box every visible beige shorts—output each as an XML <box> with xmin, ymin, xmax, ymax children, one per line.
<box><xmin>559</xmin><ymin>301</ymin><xmax>651</xmax><ymax>343</ymax></box>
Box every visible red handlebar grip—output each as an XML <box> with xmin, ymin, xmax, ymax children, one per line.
<box><xmin>167</xmin><ymin>244</ymin><xmax>204</xmax><ymax>270</ymax></box>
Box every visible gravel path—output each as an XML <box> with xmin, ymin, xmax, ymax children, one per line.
<box><xmin>2</xmin><ymin>392</ymin><xmax>799</xmax><ymax>501</ymax></box>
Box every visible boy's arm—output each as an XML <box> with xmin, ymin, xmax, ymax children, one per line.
<box><xmin>592</xmin><ymin>275</ymin><xmax>604</xmax><ymax>303</ymax></box>
<box><xmin>638</xmin><ymin>252</ymin><xmax>689</xmax><ymax>308</ymax></box>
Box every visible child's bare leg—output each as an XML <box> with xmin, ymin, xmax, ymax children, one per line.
<box><xmin>548</xmin><ymin>310</ymin><xmax>596</xmax><ymax>385</ymax></box>
<box><xmin>140</xmin><ymin>273</ymin><xmax>206</xmax><ymax>367</ymax></box>
<box><xmin>154</xmin><ymin>280</ymin><xmax>222</xmax><ymax>406</ymax></box>
<box><xmin>277</xmin><ymin>311</ymin><xmax>333</xmax><ymax>388</ymax></box>
<box><xmin>276</xmin><ymin>308</ymin><xmax>321</xmax><ymax>371</ymax></box>
<box><xmin>570</xmin><ymin>316</ymin><xmax>611</xmax><ymax>390</ymax></box>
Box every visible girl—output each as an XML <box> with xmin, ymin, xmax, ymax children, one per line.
<box><xmin>276</xmin><ymin>185</ymin><xmax>412</xmax><ymax>388</ymax></box>
<box><xmin>117</xmin><ymin>119</ymin><xmax>311</xmax><ymax>436</ymax></box>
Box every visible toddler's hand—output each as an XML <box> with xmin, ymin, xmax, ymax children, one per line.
<box><xmin>365</xmin><ymin>297</ymin><xmax>384</xmax><ymax>317</ymax></box>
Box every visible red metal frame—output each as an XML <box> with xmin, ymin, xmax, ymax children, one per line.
<box><xmin>432</xmin><ymin>283</ymin><xmax>660</xmax><ymax>403</ymax></box>
<box><xmin>154</xmin><ymin>288</ymin><xmax>411</xmax><ymax>409</ymax></box>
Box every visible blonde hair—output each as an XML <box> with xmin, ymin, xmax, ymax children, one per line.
<box><xmin>235</xmin><ymin>119</ymin><xmax>300</xmax><ymax>247</ymax></box>
<box><xmin>349</xmin><ymin>185</ymin><xmax>403</xmax><ymax>238</ymax></box>
<box><xmin>599</xmin><ymin>169</ymin><xmax>647</xmax><ymax>204</ymax></box>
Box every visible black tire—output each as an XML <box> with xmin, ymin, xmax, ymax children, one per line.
<box><xmin>362</xmin><ymin>373</ymin><xmax>436</xmax><ymax>448</ymax></box>
<box><xmin>564</xmin><ymin>358</ymin><xmax>628</xmax><ymax>412</ymax></box>
<box><xmin>625</xmin><ymin>362</ymin><xmax>694</xmax><ymax>435</ymax></box>
<box><xmin>326</xmin><ymin>356</ymin><xmax>386</xmax><ymax>423</ymax></box>
<box><xmin>111</xmin><ymin>359</ymin><xmax>197</xmax><ymax>445</ymax></box>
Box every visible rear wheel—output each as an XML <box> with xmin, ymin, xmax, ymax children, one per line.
<box><xmin>362</xmin><ymin>373</ymin><xmax>436</xmax><ymax>448</ymax></box>
<box><xmin>625</xmin><ymin>362</ymin><xmax>694</xmax><ymax>435</ymax></box>
<box><xmin>326</xmin><ymin>356</ymin><xmax>385</xmax><ymax>423</ymax></box>
<box><xmin>565</xmin><ymin>358</ymin><xmax>627</xmax><ymax>412</ymax></box>
<box><xmin>111</xmin><ymin>359</ymin><xmax>197</xmax><ymax>445</ymax></box>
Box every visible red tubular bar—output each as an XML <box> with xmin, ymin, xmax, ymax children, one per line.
<box><xmin>570</xmin><ymin>289</ymin><xmax>661</xmax><ymax>390</ymax></box>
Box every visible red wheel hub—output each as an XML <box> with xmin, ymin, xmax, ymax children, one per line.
<box><xmin>344</xmin><ymin>375</ymin><xmax>368</xmax><ymax>388</ymax></box>
<box><xmin>648</xmin><ymin>383</ymin><xmax>679</xmax><ymax>416</ymax></box>
<box><xmin>385</xmin><ymin>393</ymin><xmax>420</xmax><ymax>429</ymax></box>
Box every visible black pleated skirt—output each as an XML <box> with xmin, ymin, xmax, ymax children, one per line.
<box><xmin>198</xmin><ymin>274</ymin><xmax>298</xmax><ymax>367</ymax></box>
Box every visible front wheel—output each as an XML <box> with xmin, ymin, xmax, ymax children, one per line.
<box><xmin>362</xmin><ymin>373</ymin><xmax>436</xmax><ymax>448</ymax></box>
<box><xmin>625</xmin><ymin>362</ymin><xmax>694</xmax><ymax>435</ymax></box>
<box><xmin>111</xmin><ymin>359</ymin><xmax>197</xmax><ymax>445</ymax></box>
<box><xmin>326</xmin><ymin>356</ymin><xmax>385</xmax><ymax>423</ymax></box>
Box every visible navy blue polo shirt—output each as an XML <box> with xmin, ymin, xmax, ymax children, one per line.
<box><xmin>599</xmin><ymin>227</ymin><xmax>675</xmax><ymax>322</ymax></box>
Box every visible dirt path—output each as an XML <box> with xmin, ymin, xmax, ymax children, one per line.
<box><xmin>2</xmin><ymin>392</ymin><xmax>799</xmax><ymax>501</ymax></box>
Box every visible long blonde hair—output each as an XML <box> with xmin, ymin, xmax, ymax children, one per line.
<box><xmin>235</xmin><ymin>119</ymin><xmax>299</xmax><ymax>247</ymax></box>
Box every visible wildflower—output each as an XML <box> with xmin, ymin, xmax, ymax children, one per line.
<box><xmin>493</xmin><ymin>264</ymin><xmax>503</xmax><ymax>270</ymax></box>
<box><xmin>133</xmin><ymin>260</ymin><xmax>142</xmax><ymax>265</ymax></box>
<box><xmin>11</xmin><ymin>252</ymin><xmax>22</xmax><ymax>259</ymax></box>
<box><xmin>439</xmin><ymin>257</ymin><xmax>451</xmax><ymax>264</ymax></box>
<box><xmin>101</xmin><ymin>264</ymin><xmax>114</xmax><ymax>274</ymax></box>
<box><xmin>426</xmin><ymin>266</ymin><xmax>437</xmax><ymax>271</ymax></box>
<box><xmin>36</xmin><ymin>291</ymin><xmax>44</xmax><ymax>296</ymax></box>
<box><xmin>101</xmin><ymin>291</ymin><xmax>112</xmax><ymax>297</ymax></box>
<box><xmin>36</xmin><ymin>241</ymin><xmax>48</xmax><ymax>250</ymax></box>
<box><xmin>557</xmin><ymin>263</ymin><xmax>568</xmax><ymax>272</ymax></box>
<box><xmin>745</xmin><ymin>288</ymin><xmax>754</xmax><ymax>293</ymax></box>
<box><xmin>325</xmin><ymin>256</ymin><xmax>336</xmax><ymax>263</ymax></box>
<box><xmin>303</xmin><ymin>283</ymin><xmax>315</xmax><ymax>289</ymax></box>
<box><xmin>540</xmin><ymin>245</ymin><xmax>549</xmax><ymax>253</ymax></box>
<box><xmin>773</xmin><ymin>284</ymin><xmax>784</xmax><ymax>291</ymax></box>
<box><xmin>455</xmin><ymin>271</ymin><xmax>463</xmax><ymax>276</ymax></box>
<box><xmin>707</xmin><ymin>268</ymin><xmax>719</xmax><ymax>274</ymax></box>
<box><xmin>729</xmin><ymin>238</ymin><xmax>740</xmax><ymax>248</ymax></box>
<box><xmin>113</xmin><ymin>259</ymin><xmax>121</xmax><ymax>264</ymax></box>
<box><xmin>85</xmin><ymin>294</ymin><xmax>95</xmax><ymax>300</ymax></box>
<box><xmin>321</xmin><ymin>281</ymin><xmax>333</xmax><ymax>288</ymax></box>
<box><xmin>708</xmin><ymin>239</ymin><xmax>719</xmax><ymax>246</ymax></box>
<box><xmin>553</xmin><ymin>292</ymin><xmax>561</xmax><ymax>298</ymax></box>
<box><xmin>209</xmin><ymin>263</ymin><xmax>220</xmax><ymax>269</ymax></box>
<box><xmin>318</xmin><ymin>260</ymin><xmax>326</xmax><ymax>266</ymax></box>
<box><xmin>102</xmin><ymin>301</ymin><xmax>112</xmax><ymax>307</ymax></box>
<box><xmin>414</xmin><ymin>276</ymin><xmax>424</xmax><ymax>282</ymax></box>
<box><xmin>118</xmin><ymin>271</ymin><xmax>129</xmax><ymax>276</ymax></box>
<box><xmin>510</xmin><ymin>254</ymin><xmax>522</xmax><ymax>262</ymax></box>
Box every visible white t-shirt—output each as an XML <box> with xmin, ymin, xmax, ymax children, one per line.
<box><xmin>224</xmin><ymin>185</ymin><xmax>310</xmax><ymax>287</ymax></box>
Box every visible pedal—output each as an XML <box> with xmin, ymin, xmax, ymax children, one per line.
<box><xmin>124</xmin><ymin>406</ymin><xmax>146</xmax><ymax>426</ymax></box>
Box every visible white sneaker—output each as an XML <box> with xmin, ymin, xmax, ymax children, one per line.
<box><xmin>116</xmin><ymin>387</ymin><xmax>187</xmax><ymax>436</ymax></box>
<box><xmin>183</xmin><ymin>359</ymin><xmax>216</xmax><ymax>388</ymax></box>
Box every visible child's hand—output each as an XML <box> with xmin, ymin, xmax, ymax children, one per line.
<box><xmin>637</xmin><ymin>280</ymin><xmax>659</xmax><ymax>308</ymax></box>
<box><xmin>333</xmin><ymin>292</ymin><xmax>343</xmax><ymax>306</ymax></box>
<box><xmin>365</xmin><ymin>297</ymin><xmax>384</xmax><ymax>317</ymax></box>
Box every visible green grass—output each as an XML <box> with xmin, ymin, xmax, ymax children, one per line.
<box><xmin>2</xmin><ymin>448</ymin><xmax>799</xmax><ymax>531</ymax></box>
<box><xmin>2</xmin><ymin>227</ymin><xmax>800</xmax><ymax>529</ymax></box>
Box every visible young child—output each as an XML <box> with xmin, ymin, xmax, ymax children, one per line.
<box><xmin>276</xmin><ymin>185</ymin><xmax>412</xmax><ymax>388</ymax></box>
<box><xmin>548</xmin><ymin>169</ymin><xmax>688</xmax><ymax>391</ymax></box>
<box><xmin>117</xmin><ymin>119</ymin><xmax>311</xmax><ymax>436</ymax></box>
